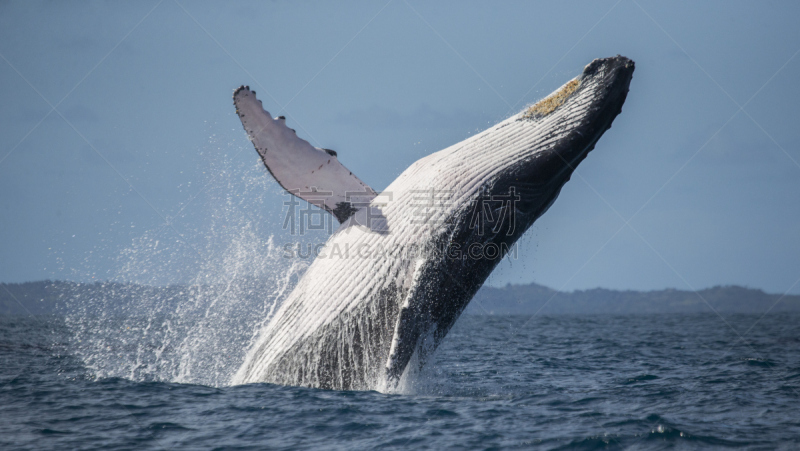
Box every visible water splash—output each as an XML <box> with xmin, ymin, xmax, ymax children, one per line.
<box><xmin>65</xmin><ymin>139</ymin><xmax>310</xmax><ymax>387</ymax></box>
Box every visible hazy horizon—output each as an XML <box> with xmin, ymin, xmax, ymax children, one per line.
<box><xmin>0</xmin><ymin>275</ymin><xmax>793</xmax><ymax>297</ymax></box>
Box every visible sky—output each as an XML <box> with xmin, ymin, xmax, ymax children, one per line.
<box><xmin>1</xmin><ymin>0</ymin><xmax>799</xmax><ymax>295</ymax></box>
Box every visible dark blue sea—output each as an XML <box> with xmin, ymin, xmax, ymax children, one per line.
<box><xmin>2</xmin><ymin>313</ymin><xmax>799</xmax><ymax>450</ymax></box>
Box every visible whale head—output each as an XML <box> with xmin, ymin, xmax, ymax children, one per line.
<box><xmin>386</xmin><ymin>56</ymin><xmax>636</xmax><ymax>254</ymax></box>
<box><xmin>488</xmin><ymin>55</ymin><xmax>635</xmax><ymax>231</ymax></box>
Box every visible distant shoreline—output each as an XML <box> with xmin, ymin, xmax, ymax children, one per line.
<box><xmin>2</xmin><ymin>280</ymin><xmax>799</xmax><ymax>316</ymax></box>
<box><xmin>466</xmin><ymin>282</ymin><xmax>800</xmax><ymax>315</ymax></box>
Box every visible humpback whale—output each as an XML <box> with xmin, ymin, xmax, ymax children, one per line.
<box><xmin>231</xmin><ymin>56</ymin><xmax>634</xmax><ymax>390</ymax></box>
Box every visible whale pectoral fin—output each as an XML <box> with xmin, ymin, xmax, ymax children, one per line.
<box><xmin>233</xmin><ymin>86</ymin><xmax>377</xmax><ymax>223</ymax></box>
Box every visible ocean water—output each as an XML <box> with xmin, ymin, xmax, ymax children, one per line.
<box><xmin>1</xmin><ymin>313</ymin><xmax>799</xmax><ymax>450</ymax></box>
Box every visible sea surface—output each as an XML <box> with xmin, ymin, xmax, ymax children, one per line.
<box><xmin>1</xmin><ymin>313</ymin><xmax>799</xmax><ymax>450</ymax></box>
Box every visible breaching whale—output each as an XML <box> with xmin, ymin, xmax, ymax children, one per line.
<box><xmin>231</xmin><ymin>56</ymin><xmax>634</xmax><ymax>390</ymax></box>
